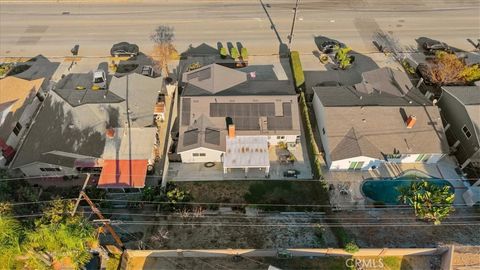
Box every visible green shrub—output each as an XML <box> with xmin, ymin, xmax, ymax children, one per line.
<box><xmin>344</xmin><ymin>241</ymin><xmax>359</xmax><ymax>253</ymax></box>
<box><xmin>241</xmin><ymin>47</ymin><xmax>248</xmax><ymax>60</ymax></box>
<box><xmin>299</xmin><ymin>93</ymin><xmax>322</xmax><ymax>179</ymax></box>
<box><xmin>335</xmin><ymin>46</ymin><xmax>353</xmax><ymax>69</ymax></box>
<box><xmin>230</xmin><ymin>47</ymin><xmax>239</xmax><ymax>59</ymax></box>
<box><xmin>290</xmin><ymin>51</ymin><xmax>305</xmax><ymax>90</ymax></box>
<box><xmin>220</xmin><ymin>47</ymin><xmax>227</xmax><ymax>58</ymax></box>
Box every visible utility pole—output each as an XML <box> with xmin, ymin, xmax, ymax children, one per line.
<box><xmin>81</xmin><ymin>191</ymin><xmax>125</xmax><ymax>250</ymax></box>
<box><xmin>288</xmin><ymin>0</ymin><xmax>300</xmax><ymax>50</ymax></box>
<box><xmin>71</xmin><ymin>173</ymin><xmax>90</xmax><ymax>216</ymax></box>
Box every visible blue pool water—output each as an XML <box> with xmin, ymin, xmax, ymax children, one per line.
<box><xmin>361</xmin><ymin>177</ymin><xmax>454</xmax><ymax>205</ymax></box>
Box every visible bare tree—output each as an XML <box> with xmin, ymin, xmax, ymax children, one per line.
<box><xmin>421</xmin><ymin>52</ymin><xmax>466</xmax><ymax>85</ymax></box>
<box><xmin>150</xmin><ymin>25</ymin><xmax>177</xmax><ymax>76</ymax></box>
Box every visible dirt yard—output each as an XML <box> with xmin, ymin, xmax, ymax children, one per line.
<box><xmin>332</xmin><ymin>208</ymin><xmax>480</xmax><ymax>248</ymax></box>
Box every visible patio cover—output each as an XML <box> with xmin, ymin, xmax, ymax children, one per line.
<box><xmin>223</xmin><ymin>136</ymin><xmax>269</xmax><ymax>174</ymax></box>
<box><xmin>97</xmin><ymin>159</ymin><xmax>148</xmax><ymax>188</ymax></box>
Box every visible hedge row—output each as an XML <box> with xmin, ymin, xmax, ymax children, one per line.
<box><xmin>290</xmin><ymin>51</ymin><xmax>305</xmax><ymax>90</ymax></box>
<box><xmin>299</xmin><ymin>92</ymin><xmax>322</xmax><ymax>179</ymax></box>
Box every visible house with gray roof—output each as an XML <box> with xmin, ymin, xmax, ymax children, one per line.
<box><xmin>177</xmin><ymin>64</ymin><xmax>300</xmax><ymax>175</ymax></box>
<box><xmin>312</xmin><ymin>67</ymin><xmax>449</xmax><ymax>170</ymax></box>
<box><xmin>10</xmin><ymin>72</ymin><xmax>162</xmax><ymax>187</ymax></box>
<box><xmin>437</xmin><ymin>86</ymin><xmax>480</xmax><ymax>169</ymax></box>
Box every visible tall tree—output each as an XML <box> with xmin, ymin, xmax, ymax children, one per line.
<box><xmin>398</xmin><ymin>180</ymin><xmax>455</xmax><ymax>225</ymax></box>
<box><xmin>150</xmin><ymin>25</ymin><xmax>177</xmax><ymax>76</ymax></box>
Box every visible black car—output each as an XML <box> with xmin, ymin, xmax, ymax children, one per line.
<box><xmin>319</xmin><ymin>40</ymin><xmax>343</xmax><ymax>54</ymax></box>
<box><xmin>110</xmin><ymin>42</ymin><xmax>139</xmax><ymax>57</ymax></box>
<box><xmin>422</xmin><ymin>41</ymin><xmax>453</xmax><ymax>54</ymax></box>
<box><xmin>283</xmin><ymin>169</ymin><xmax>300</xmax><ymax>178</ymax></box>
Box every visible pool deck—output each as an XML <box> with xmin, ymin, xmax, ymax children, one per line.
<box><xmin>325</xmin><ymin>157</ymin><xmax>468</xmax><ymax>210</ymax></box>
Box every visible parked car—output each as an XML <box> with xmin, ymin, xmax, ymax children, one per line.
<box><xmin>110</xmin><ymin>42</ymin><xmax>139</xmax><ymax>57</ymax></box>
<box><xmin>422</xmin><ymin>41</ymin><xmax>453</xmax><ymax>54</ymax></box>
<box><xmin>319</xmin><ymin>40</ymin><xmax>343</xmax><ymax>54</ymax></box>
<box><xmin>92</xmin><ymin>69</ymin><xmax>106</xmax><ymax>89</ymax></box>
<box><xmin>283</xmin><ymin>169</ymin><xmax>300</xmax><ymax>178</ymax></box>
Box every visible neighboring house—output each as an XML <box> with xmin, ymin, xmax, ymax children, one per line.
<box><xmin>10</xmin><ymin>72</ymin><xmax>162</xmax><ymax>188</ymax></box>
<box><xmin>437</xmin><ymin>86</ymin><xmax>480</xmax><ymax>169</ymax></box>
<box><xmin>312</xmin><ymin>67</ymin><xmax>449</xmax><ymax>170</ymax></box>
<box><xmin>0</xmin><ymin>76</ymin><xmax>45</xmax><ymax>166</ymax></box>
<box><xmin>177</xmin><ymin>64</ymin><xmax>301</xmax><ymax>175</ymax></box>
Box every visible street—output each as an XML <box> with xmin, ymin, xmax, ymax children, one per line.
<box><xmin>1</xmin><ymin>0</ymin><xmax>479</xmax><ymax>58</ymax></box>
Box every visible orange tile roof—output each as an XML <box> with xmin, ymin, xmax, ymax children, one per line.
<box><xmin>97</xmin><ymin>159</ymin><xmax>148</xmax><ymax>188</ymax></box>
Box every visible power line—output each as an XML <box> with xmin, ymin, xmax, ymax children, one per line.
<box><xmin>114</xmin><ymin>221</ymin><xmax>480</xmax><ymax>228</ymax></box>
<box><xmin>86</xmin><ymin>210</ymin><xmax>480</xmax><ymax>221</ymax></box>
<box><xmin>4</xmin><ymin>197</ymin><xmax>476</xmax><ymax>209</ymax></box>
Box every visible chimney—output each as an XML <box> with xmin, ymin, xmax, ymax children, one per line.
<box><xmin>106</xmin><ymin>128</ymin><xmax>115</xmax><ymax>138</ymax></box>
<box><xmin>228</xmin><ymin>124</ymin><xmax>236</xmax><ymax>138</ymax></box>
<box><xmin>406</xmin><ymin>115</ymin><xmax>416</xmax><ymax>129</ymax></box>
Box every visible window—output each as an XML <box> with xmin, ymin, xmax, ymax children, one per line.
<box><xmin>462</xmin><ymin>125</ymin><xmax>472</xmax><ymax>139</ymax></box>
<box><xmin>193</xmin><ymin>153</ymin><xmax>206</xmax><ymax>157</ymax></box>
<box><xmin>348</xmin><ymin>161</ymin><xmax>364</xmax><ymax>170</ymax></box>
<box><xmin>277</xmin><ymin>136</ymin><xmax>285</xmax><ymax>140</ymax></box>
<box><xmin>40</xmin><ymin>167</ymin><xmax>61</xmax><ymax>172</ymax></box>
<box><xmin>322</xmin><ymin>128</ymin><xmax>325</xmax><ymax>135</ymax></box>
<box><xmin>13</xmin><ymin>122</ymin><xmax>22</xmax><ymax>136</ymax></box>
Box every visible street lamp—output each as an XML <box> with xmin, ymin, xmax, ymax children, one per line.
<box><xmin>288</xmin><ymin>0</ymin><xmax>300</xmax><ymax>50</ymax></box>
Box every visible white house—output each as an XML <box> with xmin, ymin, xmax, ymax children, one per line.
<box><xmin>312</xmin><ymin>68</ymin><xmax>449</xmax><ymax>171</ymax></box>
<box><xmin>176</xmin><ymin>64</ymin><xmax>301</xmax><ymax>174</ymax></box>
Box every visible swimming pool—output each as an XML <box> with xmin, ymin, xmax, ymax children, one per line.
<box><xmin>361</xmin><ymin>176</ymin><xmax>454</xmax><ymax>205</ymax></box>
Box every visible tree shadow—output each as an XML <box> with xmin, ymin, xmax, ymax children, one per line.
<box><xmin>236</xmin><ymin>42</ymin><xmax>244</xmax><ymax>53</ymax></box>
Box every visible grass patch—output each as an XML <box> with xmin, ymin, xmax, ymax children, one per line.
<box><xmin>290</xmin><ymin>51</ymin><xmax>305</xmax><ymax>90</ymax></box>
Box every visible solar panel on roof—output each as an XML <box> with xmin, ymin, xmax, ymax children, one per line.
<box><xmin>183</xmin><ymin>128</ymin><xmax>199</xmax><ymax>146</ymax></box>
<box><xmin>205</xmin><ymin>128</ymin><xmax>220</xmax><ymax>145</ymax></box>
<box><xmin>182</xmin><ymin>98</ymin><xmax>191</xmax><ymax>126</ymax></box>
<box><xmin>283</xmin><ymin>103</ymin><xmax>292</xmax><ymax>116</ymax></box>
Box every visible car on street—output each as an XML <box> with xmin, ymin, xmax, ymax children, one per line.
<box><xmin>110</xmin><ymin>42</ymin><xmax>139</xmax><ymax>57</ymax></box>
<box><xmin>319</xmin><ymin>40</ymin><xmax>343</xmax><ymax>54</ymax></box>
<box><xmin>283</xmin><ymin>169</ymin><xmax>300</xmax><ymax>178</ymax></box>
<box><xmin>92</xmin><ymin>69</ymin><xmax>107</xmax><ymax>89</ymax></box>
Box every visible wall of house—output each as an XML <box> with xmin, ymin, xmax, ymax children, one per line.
<box><xmin>179</xmin><ymin>147</ymin><xmax>224</xmax><ymax>163</ymax></box>
<box><xmin>438</xmin><ymin>90</ymin><xmax>480</xmax><ymax>164</ymax></box>
<box><xmin>5</xmin><ymin>93</ymin><xmax>43</xmax><ymax>150</ymax></box>
<box><xmin>267</xmin><ymin>134</ymin><xmax>299</xmax><ymax>145</ymax></box>
<box><xmin>386</xmin><ymin>153</ymin><xmax>445</xmax><ymax>164</ymax></box>
<box><xmin>330</xmin><ymin>156</ymin><xmax>381</xmax><ymax>171</ymax></box>
<box><xmin>312</xmin><ymin>93</ymin><xmax>332</xmax><ymax>167</ymax></box>
<box><xmin>17</xmin><ymin>162</ymin><xmax>77</xmax><ymax>177</ymax></box>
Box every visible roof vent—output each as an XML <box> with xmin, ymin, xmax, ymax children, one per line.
<box><xmin>406</xmin><ymin>115</ymin><xmax>416</xmax><ymax>129</ymax></box>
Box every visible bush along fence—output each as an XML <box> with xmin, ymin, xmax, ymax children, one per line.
<box><xmin>290</xmin><ymin>51</ymin><xmax>305</xmax><ymax>92</ymax></box>
<box><xmin>299</xmin><ymin>92</ymin><xmax>323</xmax><ymax>180</ymax></box>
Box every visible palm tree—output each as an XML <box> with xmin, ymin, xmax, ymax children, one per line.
<box><xmin>398</xmin><ymin>180</ymin><xmax>455</xmax><ymax>225</ymax></box>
